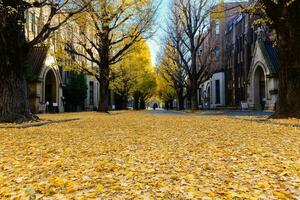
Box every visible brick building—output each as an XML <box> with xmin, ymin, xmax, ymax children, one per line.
<box><xmin>224</xmin><ymin>5</ymin><xmax>279</xmax><ymax>110</ymax></box>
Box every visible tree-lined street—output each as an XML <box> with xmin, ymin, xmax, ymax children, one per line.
<box><xmin>1</xmin><ymin>0</ymin><xmax>300</xmax><ymax>198</ymax></box>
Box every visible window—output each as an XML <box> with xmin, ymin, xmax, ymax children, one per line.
<box><xmin>215</xmin><ymin>20</ymin><xmax>220</xmax><ymax>35</ymax></box>
<box><xmin>89</xmin><ymin>81</ymin><xmax>94</xmax><ymax>106</ymax></box>
<box><xmin>215</xmin><ymin>80</ymin><xmax>220</xmax><ymax>104</ymax></box>
<box><xmin>36</xmin><ymin>16</ymin><xmax>41</xmax><ymax>34</ymax></box>
<box><xmin>28</xmin><ymin>12</ymin><xmax>35</xmax><ymax>33</ymax></box>
<box><xmin>215</xmin><ymin>46</ymin><xmax>220</xmax><ymax>60</ymax></box>
<box><xmin>199</xmin><ymin>88</ymin><xmax>202</xmax><ymax>104</ymax></box>
<box><xmin>28</xmin><ymin>13</ymin><xmax>32</xmax><ymax>32</ymax></box>
<box><xmin>35</xmin><ymin>16</ymin><xmax>38</xmax><ymax>34</ymax></box>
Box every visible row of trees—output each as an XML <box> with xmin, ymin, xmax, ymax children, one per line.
<box><xmin>62</xmin><ymin>0</ymin><xmax>158</xmax><ymax>112</ymax></box>
<box><xmin>157</xmin><ymin>0</ymin><xmax>300</xmax><ymax>118</ymax></box>
<box><xmin>55</xmin><ymin>38</ymin><xmax>156</xmax><ymax>112</ymax></box>
<box><xmin>55</xmin><ymin>13</ymin><xmax>157</xmax><ymax>110</ymax></box>
<box><xmin>157</xmin><ymin>0</ymin><xmax>213</xmax><ymax>110</ymax></box>
<box><xmin>0</xmin><ymin>0</ymin><xmax>299</xmax><ymax>122</ymax></box>
<box><xmin>110</xmin><ymin>39</ymin><xmax>157</xmax><ymax>110</ymax></box>
<box><xmin>0</xmin><ymin>0</ymin><xmax>158</xmax><ymax>122</ymax></box>
<box><xmin>62</xmin><ymin>42</ymin><xmax>157</xmax><ymax>112</ymax></box>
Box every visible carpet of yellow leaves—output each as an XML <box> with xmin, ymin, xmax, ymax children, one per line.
<box><xmin>0</xmin><ymin>111</ymin><xmax>299</xmax><ymax>199</ymax></box>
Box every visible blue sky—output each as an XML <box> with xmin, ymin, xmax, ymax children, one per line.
<box><xmin>147</xmin><ymin>0</ymin><xmax>170</xmax><ymax>66</ymax></box>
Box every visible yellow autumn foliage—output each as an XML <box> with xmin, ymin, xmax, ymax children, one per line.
<box><xmin>110</xmin><ymin>38</ymin><xmax>154</xmax><ymax>97</ymax></box>
<box><xmin>210</xmin><ymin>1</ymin><xmax>225</xmax><ymax>20</ymax></box>
<box><xmin>0</xmin><ymin>111</ymin><xmax>299</xmax><ymax>198</ymax></box>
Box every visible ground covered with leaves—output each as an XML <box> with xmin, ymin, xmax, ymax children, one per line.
<box><xmin>0</xmin><ymin>111</ymin><xmax>299</xmax><ymax>199</ymax></box>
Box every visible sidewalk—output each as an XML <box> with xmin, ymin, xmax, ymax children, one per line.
<box><xmin>147</xmin><ymin>109</ymin><xmax>300</xmax><ymax>128</ymax></box>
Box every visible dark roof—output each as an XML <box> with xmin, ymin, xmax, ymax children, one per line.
<box><xmin>263</xmin><ymin>41</ymin><xmax>279</xmax><ymax>73</ymax></box>
<box><xmin>26</xmin><ymin>46</ymin><xmax>48</xmax><ymax>77</ymax></box>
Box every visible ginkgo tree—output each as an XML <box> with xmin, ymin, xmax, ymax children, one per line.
<box><xmin>156</xmin><ymin>71</ymin><xmax>177</xmax><ymax>109</ymax></box>
<box><xmin>132</xmin><ymin>68</ymin><xmax>157</xmax><ymax>110</ymax></box>
<box><xmin>157</xmin><ymin>42</ymin><xmax>187</xmax><ymax>110</ymax></box>
<box><xmin>0</xmin><ymin>0</ymin><xmax>89</xmax><ymax>122</ymax></box>
<box><xmin>63</xmin><ymin>0</ymin><xmax>158</xmax><ymax>112</ymax></box>
<box><xmin>110</xmin><ymin>39</ymin><xmax>154</xmax><ymax>110</ymax></box>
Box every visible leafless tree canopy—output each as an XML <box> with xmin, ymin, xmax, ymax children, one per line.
<box><xmin>165</xmin><ymin>0</ymin><xmax>215</xmax><ymax>109</ymax></box>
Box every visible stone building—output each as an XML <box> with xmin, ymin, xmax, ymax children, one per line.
<box><xmin>224</xmin><ymin>9</ymin><xmax>279</xmax><ymax>110</ymax></box>
<box><xmin>25</xmin><ymin>7</ymin><xmax>64</xmax><ymax>113</ymax></box>
<box><xmin>25</xmin><ymin>6</ymin><xmax>100</xmax><ymax>113</ymax></box>
<box><xmin>247</xmin><ymin>30</ymin><xmax>279</xmax><ymax>110</ymax></box>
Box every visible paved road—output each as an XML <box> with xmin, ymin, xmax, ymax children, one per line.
<box><xmin>147</xmin><ymin>109</ymin><xmax>273</xmax><ymax>117</ymax></box>
<box><xmin>147</xmin><ymin>109</ymin><xmax>300</xmax><ymax>128</ymax></box>
<box><xmin>147</xmin><ymin>109</ymin><xmax>187</xmax><ymax>115</ymax></box>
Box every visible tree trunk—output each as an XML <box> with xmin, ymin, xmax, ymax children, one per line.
<box><xmin>140</xmin><ymin>98</ymin><xmax>146</xmax><ymax>110</ymax></box>
<box><xmin>273</xmin><ymin>21</ymin><xmax>300</xmax><ymax>118</ymax></box>
<box><xmin>133</xmin><ymin>92</ymin><xmax>140</xmax><ymax>110</ymax></box>
<box><xmin>270</xmin><ymin>5</ymin><xmax>300</xmax><ymax>118</ymax></box>
<box><xmin>0</xmin><ymin>72</ymin><xmax>32</xmax><ymax>122</ymax></box>
<box><xmin>0</xmin><ymin>11</ymin><xmax>32</xmax><ymax>122</ymax></box>
<box><xmin>275</xmin><ymin>65</ymin><xmax>300</xmax><ymax>118</ymax></box>
<box><xmin>98</xmin><ymin>18</ymin><xmax>111</xmax><ymax>113</ymax></box>
<box><xmin>122</xmin><ymin>95</ymin><xmax>128</xmax><ymax>110</ymax></box>
<box><xmin>190</xmin><ymin>79</ymin><xmax>198</xmax><ymax>111</ymax></box>
<box><xmin>177</xmin><ymin>87</ymin><xmax>184</xmax><ymax>110</ymax></box>
<box><xmin>178</xmin><ymin>96</ymin><xmax>184</xmax><ymax>110</ymax></box>
<box><xmin>98</xmin><ymin>68</ymin><xmax>110</xmax><ymax>112</ymax></box>
<box><xmin>169</xmin><ymin>101</ymin><xmax>174</xmax><ymax>109</ymax></box>
<box><xmin>259</xmin><ymin>2</ymin><xmax>300</xmax><ymax>118</ymax></box>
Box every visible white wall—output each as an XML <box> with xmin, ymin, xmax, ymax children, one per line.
<box><xmin>199</xmin><ymin>72</ymin><xmax>225</xmax><ymax>109</ymax></box>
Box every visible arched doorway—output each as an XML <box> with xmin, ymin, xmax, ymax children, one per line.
<box><xmin>45</xmin><ymin>69</ymin><xmax>57</xmax><ymax>104</ymax></box>
<box><xmin>253</xmin><ymin>66</ymin><xmax>266</xmax><ymax>110</ymax></box>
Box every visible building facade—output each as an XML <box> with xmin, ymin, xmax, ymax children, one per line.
<box><xmin>224</xmin><ymin>12</ymin><xmax>256</xmax><ymax>107</ymax></box>
<box><xmin>199</xmin><ymin>0</ymin><xmax>280</xmax><ymax>111</ymax></box>
<box><xmin>199</xmin><ymin>72</ymin><xmax>226</xmax><ymax>109</ymax></box>
<box><xmin>247</xmin><ymin>34</ymin><xmax>279</xmax><ymax>110</ymax></box>
<box><xmin>198</xmin><ymin>2</ymin><xmax>244</xmax><ymax>109</ymax></box>
<box><xmin>224</xmin><ymin>6</ymin><xmax>279</xmax><ymax>110</ymax></box>
<box><xmin>25</xmin><ymin>6</ymin><xmax>100</xmax><ymax>113</ymax></box>
<box><xmin>25</xmin><ymin>6</ymin><xmax>64</xmax><ymax>113</ymax></box>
